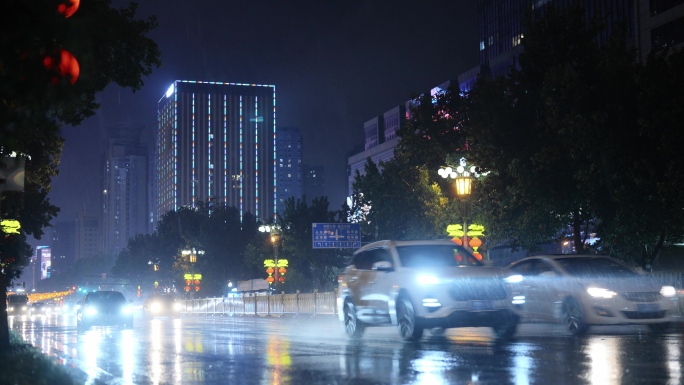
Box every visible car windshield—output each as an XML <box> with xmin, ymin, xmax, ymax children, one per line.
<box><xmin>555</xmin><ymin>257</ymin><xmax>638</xmax><ymax>278</ymax></box>
<box><xmin>397</xmin><ymin>244</ymin><xmax>482</xmax><ymax>268</ymax></box>
<box><xmin>86</xmin><ymin>291</ymin><xmax>126</xmax><ymax>304</ymax></box>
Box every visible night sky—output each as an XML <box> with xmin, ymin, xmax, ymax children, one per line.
<box><xmin>49</xmin><ymin>0</ymin><xmax>478</xmax><ymax>228</ymax></box>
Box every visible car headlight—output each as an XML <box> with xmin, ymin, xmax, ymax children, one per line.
<box><xmin>150</xmin><ymin>302</ymin><xmax>162</xmax><ymax>313</ymax></box>
<box><xmin>122</xmin><ymin>305</ymin><xmax>134</xmax><ymax>314</ymax></box>
<box><xmin>417</xmin><ymin>275</ymin><xmax>440</xmax><ymax>285</ymax></box>
<box><xmin>8</xmin><ymin>307</ymin><xmax>14</xmax><ymax>311</ymax></box>
<box><xmin>587</xmin><ymin>287</ymin><xmax>618</xmax><ymax>299</ymax></box>
<box><xmin>85</xmin><ymin>307</ymin><xmax>97</xmax><ymax>315</ymax></box>
<box><xmin>660</xmin><ymin>286</ymin><xmax>676</xmax><ymax>298</ymax></box>
<box><xmin>173</xmin><ymin>302</ymin><xmax>182</xmax><ymax>311</ymax></box>
<box><xmin>22</xmin><ymin>306</ymin><xmax>27</xmax><ymax>311</ymax></box>
<box><xmin>504</xmin><ymin>275</ymin><xmax>523</xmax><ymax>283</ymax></box>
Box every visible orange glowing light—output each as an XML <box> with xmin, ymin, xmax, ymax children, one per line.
<box><xmin>58</xmin><ymin>0</ymin><xmax>80</xmax><ymax>18</ymax></box>
<box><xmin>266</xmin><ymin>276</ymin><xmax>275</xmax><ymax>284</ymax></box>
<box><xmin>278</xmin><ymin>267</ymin><xmax>286</xmax><ymax>275</ymax></box>
<box><xmin>58</xmin><ymin>49</ymin><xmax>80</xmax><ymax>84</ymax></box>
<box><xmin>266</xmin><ymin>267</ymin><xmax>274</xmax><ymax>275</ymax></box>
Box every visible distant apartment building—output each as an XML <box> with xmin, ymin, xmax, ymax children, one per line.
<box><xmin>347</xmin><ymin>104</ymin><xmax>409</xmax><ymax>196</ymax></box>
<box><xmin>102</xmin><ymin>126</ymin><xmax>149</xmax><ymax>255</ymax></box>
<box><xmin>157</xmin><ymin>80</ymin><xmax>276</xmax><ymax>223</ymax></box>
<box><xmin>303</xmin><ymin>164</ymin><xmax>325</xmax><ymax>200</ymax></box>
<box><xmin>638</xmin><ymin>0</ymin><xmax>684</xmax><ymax>61</ymax></box>
<box><xmin>477</xmin><ymin>0</ymin><xmax>680</xmax><ymax>77</ymax></box>
<box><xmin>50</xmin><ymin>221</ymin><xmax>75</xmax><ymax>275</ymax></box>
<box><xmin>275</xmin><ymin>127</ymin><xmax>302</xmax><ymax>215</ymax></box>
<box><xmin>75</xmin><ymin>211</ymin><xmax>101</xmax><ymax>261</ymax></box>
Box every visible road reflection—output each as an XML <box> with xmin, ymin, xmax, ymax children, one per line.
<box><xmin>8</xmin><ymin>316</ymin><xmax>684</xmax><ymax>385</ymax></box>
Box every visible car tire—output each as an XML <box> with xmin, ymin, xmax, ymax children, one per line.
<box><xmin>397</xmin><ymin>296</ymin><xmax>423</xmax><ymax>342</ymax></box>
<box><xmin>647</xmin><ymin>322</ymin><xmax>672</xmax><ymax>333</ymax></box>
<box><xmin>343</xmin><ymin>301</ymin><xmax>365</xmax><ymax>340</ymax></box>
<box><xmin>562</xmin><ymin>298</ymin><xmax>588</xmax><ymax>336</ymax></box>
<box><xmin>492</xmin><ymin>314</ymin><xmax>519</xmax><ymax>340</ymax></box>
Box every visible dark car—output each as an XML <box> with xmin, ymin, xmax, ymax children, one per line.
<box><xmin>76</xmin><ymin>290</ymin><xmax>134</xmax><ymax>330</ymax></box>
<box><xmin>29</xmin><ymin>302</ymin><xmax>51</xmax><ymax>317</ymax></box>
<box><xmin>143</xmin><ymin>294</ymin><xmax>182</xmax><ymax>317</ymax></box>
<box><xmin>6</xmin><ymin>294</ymin><xmax>29</xmax><ymax>316</ymax></box>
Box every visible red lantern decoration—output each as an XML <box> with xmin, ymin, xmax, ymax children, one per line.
<box><xmin>472</xmin><ymin>252</ymin><xmax>483</xmax><ymax>261</ymax></box>
<box><xmin>58</xmin><ymin>0</ymin><xmax>80</xmax><ymax>18</ymax></box>
<box><xmin>195</xmin><ymin>286</ymin><xmax>200</xmax><ymax>291</ymax></box>
<box><xmin>266</xmin><ymin>276</ymin><xmax>275</xmax><ymax>284</ymax></box>
<box><xmin>278</xmin><ymin>267</ymin><xmax>286</xmax><ymax>275</ymax></box>
<box><xmin>278</xmin><ymin>277</ymin><xmax>285</xmax><ymax>283</ymax></box>
<box><xmin>185</xmin><ymin>286</ymin><xmax>191</xmax><ymax>292</ymax></box>
<box><xmin>469</xmin><ymin>237</ymin><xmax>482</xmax><ymax>250</ymax></box>
<box><xmin>266</xmin><ymin>267</ymin><xmax>274</xmax><ymax>275</ymax></box>
<box><xmin>451</xmin><ymin>238</ymin><xmax>463</xmax><ymax>246</ymax></box>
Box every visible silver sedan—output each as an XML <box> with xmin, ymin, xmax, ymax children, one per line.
<box><xmin>504</xmin><ymin>254</ymin><xmax>679</xmax><ymax>335</ymax></box>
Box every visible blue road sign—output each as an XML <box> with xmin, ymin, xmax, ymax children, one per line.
<box><xmin>312</xmin><ymin>223</ymin><xmax>361</xmax><ymax>249</ymax></box>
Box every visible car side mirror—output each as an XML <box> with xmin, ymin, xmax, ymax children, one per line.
<box><xmin>372</xmin><ymin>261</ymin><xmax>394</xmax><ymax>272</ymax></box>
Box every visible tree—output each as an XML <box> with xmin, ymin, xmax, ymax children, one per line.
<box><xmin>275</xmin><ymin>196</ymin><xmax>348</xmax><ymax>292</ymax></box>
<box><xmin>464</xmin><ymin>4</ymin><xmax>638</xmax><ymax>253</ymax></box>
<box><xmin>1</xmin><ymin>0</ymin><xmax>161</xmax><ymax>349</ymax></box>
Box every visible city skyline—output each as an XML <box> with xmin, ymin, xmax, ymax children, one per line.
<box><xmin>43</xmin><ymin>1</ymin><xmax>480</xmax><ymax>238</ymax></box>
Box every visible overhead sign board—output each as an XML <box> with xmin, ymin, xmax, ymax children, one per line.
<box><xmin>312</xmin><ymin>223</ymin><xmax>361</xmax><ymax>249</ymax></box>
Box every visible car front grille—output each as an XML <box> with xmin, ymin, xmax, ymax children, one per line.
<box><xmin>622</xmin><ymin>292</ymin><xmax>661</xmax><ymax>302</ymax></box>
<box><xmin>449</xmin><ymin>278</ymin><xmax>508</xmax><ymax>301</ymax></box>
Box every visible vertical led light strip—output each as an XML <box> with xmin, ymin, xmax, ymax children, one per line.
<box><xmin>272</xmin><ymin>85</ymin><xmax>277</xmax><ymax>221</ymax></box>
<box><xmin>192</xmin><ymin>93</ymin><xmax>196</xmax><ymax>206</ymax></box>
<box><xmin>223</xmin><ymin>95</ymin><xmax>227</xmax><ymax>204</ymax></box>
<box><xmin>173</xmin><ymin>82</ymin><xmax>178</xmax><ymax>211</ymax></box>
<box><xmin>254</xmin><ymin>95</ymin><xmax>259</xmax><ymax>218</ymax></box>
<box><xmin>208</xmin><ymin>94</ymin><xmax>212</xmax><ymax>202</ymax></box>
<box><xmin>239</xmin><ymin>95</ymin><xmax>243</xmax><ymax>220</ymax></box>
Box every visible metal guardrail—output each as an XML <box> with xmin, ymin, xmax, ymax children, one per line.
<box><xmin>179</xmin><ymin>289</ymin><xmax>338</xmax><ymax>317</ymax></box>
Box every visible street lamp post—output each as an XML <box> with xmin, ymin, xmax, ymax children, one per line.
<box><xmin>259</xmin><ymin>225</ymin><xmax>280</xmax><ymax>291</ymax></box>
<box><xmin>438</xmin><ymin>157</ymin><xmax>478</xmax><ymax>251</ymax></box>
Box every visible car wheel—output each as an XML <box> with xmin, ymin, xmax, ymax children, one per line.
<box><xmin>492</xmin><ymin>314</ymin><xmax>519</xmax><ymax>340</ymax></box>
<box><xmin>647</xmin><ymin>322</ymin><xmax>672</xmax><ymax>333</ymax></box>
<box><xmin>343</xmin><ymin>300</ymin><xmax>365</xmax><ymax>340</ymax></box>
<box><xmin>563</xmin><ymin>298</ymin><xmax>588</xmax><ymax>336</ymax></box>
<box><xmin>397</xmin><ymin>296</ymin><xmax>423</xmax><ymax>342</ymax></box>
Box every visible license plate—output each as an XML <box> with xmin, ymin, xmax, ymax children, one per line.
<box><xmin>470</xmin><ymin>300</ymin><xmax>494</xmax><ymax>311</ymax></box>
<box><xmin>637</xmin><ymin>303</ymin><xmax>660</xmax><ymax>312</ymax></box>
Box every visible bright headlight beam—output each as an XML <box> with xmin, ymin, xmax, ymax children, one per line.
<box><xmin>587</xmin><ymin>287</ymin><xmax>617</xmax><ymax>299</ymax></box>
<box><xmin>660</xmin><ymin>286</ymin><xmax>676</xmax><ymax>297</ymax></box>
<box><xmin>417</xmin><ymin>275</ymin><xmax>439</xmax><ymax>285</ymax></box>
<box><xmin>504</xmin><ymin>275</ymin><xmax>523</xmax><ymax>283</ymax></box>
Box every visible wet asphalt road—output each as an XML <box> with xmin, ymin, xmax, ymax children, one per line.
<box><xmin>9</xmin><ymin>312</ymin><xmax>684</xmax><ymax>385</ymax></box>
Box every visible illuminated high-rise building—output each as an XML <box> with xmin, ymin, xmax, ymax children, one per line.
<box><xmin>157</xmin><ymin>80</ymin><xmax>276</xmax><ymax>222</ymax></box>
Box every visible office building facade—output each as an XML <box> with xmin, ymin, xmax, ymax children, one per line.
<box><xmin>157</xmin><ymin>80</ymin><xmax>276</xmax><ymax>223</ymax></box>
<box><xmin>50</xmin><ymin>221</ymin><xmax>76</xmax><ymax>275</ymax></box>
<box><xmin>275</xmin><ymin>127</ymin><xmax>302</xmax><ymax>215</ymax></box>
<box><xmin>102</xmin><ymin>127</ymin><xmax>149</xmax><ymax>254</ymax></box>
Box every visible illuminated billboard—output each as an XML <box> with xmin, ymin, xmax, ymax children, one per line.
<box><xmin>37</xmin><ymin>246</ymin><xmax>51</xmax><ymax>280</ymax></box>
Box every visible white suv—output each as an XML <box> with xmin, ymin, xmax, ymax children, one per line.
<box><xmin>337</xmin><ymin>239</ymin><xmax>519</xmax><ymax>341</ymax></box>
